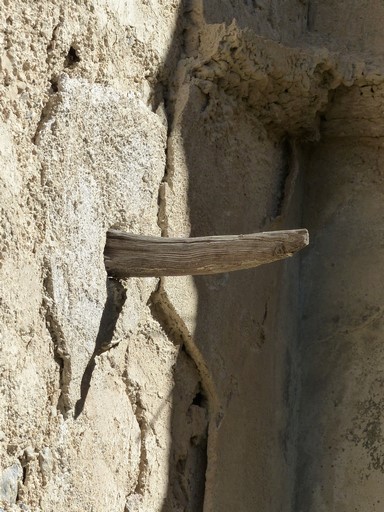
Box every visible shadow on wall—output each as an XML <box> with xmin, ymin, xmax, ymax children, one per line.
<box><xmin>153</xmin><ymin>1</ymin><xmax>303</xmax><ymax>510</ymax></box>
<box><xmin>74</xmin><ymin>278</ymin><xmax>126</xmax><ymax>419</ymax></box>
<box><xmin>294</xmin><ymin>136</ymin><xmax>384</xmax><ymax>511</ymax></box>
<box><xmin>150</xmin><ymin>284</ymin><xmax>209</xmax><ymax>511</ymax></box>
<box><xmin>179</xmin><ymin>79</ymin><xmax>300</xmax><ymax>512</ymax></box>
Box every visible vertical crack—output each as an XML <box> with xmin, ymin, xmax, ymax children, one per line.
<box><xmin>42</xmin><ymin>262</ymin><xmax>71</xmax><ymax>418</ymax></box>
<box><xmin>149</xmin><ymin>279</ymin><xmax>218</xmax><ymax>412</ymax></box>
<box><xmin>154</xmin><ymin>2</ymin><xmax>200</xmax><ymax>237</ymax></box>
<box><xmin>123</xmin><ymin>375</ymin><xmax>150</xmax><ymax>507</ymax></box>
<box><xmin>157</xmin><ymin>180</ymin><xmax>169</xmax><ymax>237</ymax></box>
<box><xmin>156</xmin><ymin>82</ymin><xmax>178</xmax><ymax>237</ymax></box>
<box><xmin>32</xmin><ymin>94</ymin><xmax>59</xmax><ymax>146</ymax></box>
<box><xmin>149</xmin><ymin>279</ymin><xmax>221</xmax><ymax>511</ymax></box>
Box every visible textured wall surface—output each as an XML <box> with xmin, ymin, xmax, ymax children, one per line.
<box><xmin>1</xmin><ymin>1</ymin><xmax>384</xmax><ymax>511</ymax></box>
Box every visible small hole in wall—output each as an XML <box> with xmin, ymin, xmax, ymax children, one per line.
<box><xmin>50</xmin><ymin>79</ymin><xmax>58</xmax><ymax>93</ymax></box>
<box><xmin>192</xmin><ymin>390</ymin><xmax>207</xmax><ymax>408</ymax></box>
<box><xmin>64</xmin><ymin>46</ymin><xmax>80</xmax><ymax>68</ymax></box>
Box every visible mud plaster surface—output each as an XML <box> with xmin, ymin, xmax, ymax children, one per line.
<box><xmin>2</xmin><ymin>0</ymin><xmax>384</xmax><ymax>511</ymax></box>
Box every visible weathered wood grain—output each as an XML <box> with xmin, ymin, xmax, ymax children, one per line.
<box><xmin>104</xmin><ymin>228</ymin><xmax>309</xmax><ymax>278</ymax></box>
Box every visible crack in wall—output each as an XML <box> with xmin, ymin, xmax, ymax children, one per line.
<box><xmin>41</xmin><ymin>261</ymin><xmax>71</xmax><ymax>418</ymax></box>
<box><xmin>149</xmin><ymin>279</ymin><xmax>221</xmax><ymax>511</ymax></box>
<box><xmin>155</xmin><ymin>75</ymin><xmax>179</xmax><ymax>237</ymax></box>
<box><xmin>32</xmin><ymin>94</ymin><xmax>58</xmax><ymax>146</ymax></box>
<box><xmin>33</xmin><ymin>18</ymin><xmax>84</xmax><ymax>147</ymax></box>
<box><xmin>31</xmin><ymin>27</ymin><xmax>62</xmax><ymax>145</ymax></box>
<box><xmin>157</xmin><ymin>181</ymin><xmax>169</xmax><ymax>237</ymax></box>
<box><xmin>123</xmin><ymin>377</ymin><xmax>149</xmax><ymax>499</ymax></box>
<box><xmin>154</xmin><ymin>0</ymin><xmax>203</xmax><ymax>238</ymax></box>
<box><xmin>149</xmin><ymin>280</ymin><xmax>219</xmax><ymax>413</ymax></box>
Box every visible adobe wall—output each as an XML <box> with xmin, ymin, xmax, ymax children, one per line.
<box><xmin>1</xmin><ymin>1</ymin><xmax>384</xmax><ymax>511</ymax></box>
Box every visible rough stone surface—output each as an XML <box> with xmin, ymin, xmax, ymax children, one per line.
<box><xmin>0</xmin><ymin>464</ymin><xmax>22</xmax><ymax>505</ymax></box>
<box><xmin>2</xmin><ymin>0</ymin><xmax>384</xmax><ymax>511</ymax></box>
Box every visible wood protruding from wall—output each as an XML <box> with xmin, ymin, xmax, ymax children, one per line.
<box><xmin>104</xmin><ymin>228</ymin><xmax>309</xmax><ymax>278</ymax></box>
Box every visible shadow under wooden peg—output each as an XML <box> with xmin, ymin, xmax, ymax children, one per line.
<box><xmin>74</xmin><ymin>277</ymin><xmax>126</xmax><ymax>419</ymax></box>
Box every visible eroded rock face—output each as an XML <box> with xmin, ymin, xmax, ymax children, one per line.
<box><xmin>2</xmin><ymin>0</ymin><xmax>384</xmax><ymax>511</ymax></box>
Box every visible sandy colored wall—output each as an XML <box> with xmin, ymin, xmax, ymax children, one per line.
<box><xmin>0</xmin><ymin>1</ymin><xmax>178</xmax><ymax>510</ymax></box>
<box><xmin>1</xmin><ymin>1</ymin><xmax>384</xmax><ymax>511</ymax></box>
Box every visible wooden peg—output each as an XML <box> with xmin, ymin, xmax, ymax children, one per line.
<box><xmin>104</xmin><ymin>228</ymin><xmax>308</xmax><ymax>278</ymax></box>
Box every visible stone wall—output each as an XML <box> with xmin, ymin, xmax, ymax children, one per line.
<box><xmin>1</xmin><ymin>1</ymin><xmax>384</xmax><ymax>511</ymax></box>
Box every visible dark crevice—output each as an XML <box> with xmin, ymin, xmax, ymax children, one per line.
<box><xmin>200</xmin><ymin>93</ymin><xmax>210</xmax><ymax>113</ymax></box>
<box><xmin>64</xmin><ymin>46</ymin><xmax>80</xmax><ymax>68</ymax></box>
<box><xmin>192</xmin><ymin>389</ymin><xmax>207</xmax><ymax>408</ymax></box>
<box><xmin>21</xmin><ymin>466</ymin><xmax>27</xmax><ymax>485</ymax></box>
<box><xmin>49</xmin><ymin>79</ymin><xmax>58</xmax><ymax>93</ymax></box>
<box><xmin>150</xmin><ymin>81</ymin><xmax>166</xmax><ymax>115</ymax></box>
<box><xmin>42</xmin><ymin>265</ymin><xmax>71</xmax><ymax>417</ymax></box>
